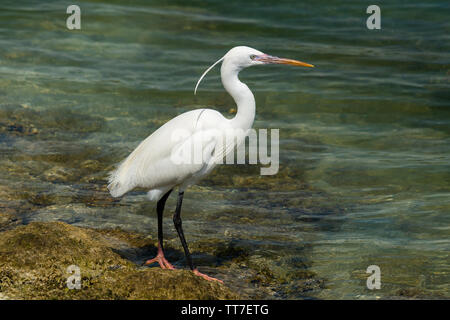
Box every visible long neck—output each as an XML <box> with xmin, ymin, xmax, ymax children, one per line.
<box><xmin>221</xmin><ymin>62</ymin><xmax>255</xmax><ymax>130</ymax></box>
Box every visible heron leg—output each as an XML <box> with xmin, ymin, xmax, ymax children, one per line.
<box><xmin>172</xmin><ymin>192</ymin><xmax>193</xmax><ymax>269</ymax></box>
<box><xmin>173</xmin><ymin>191</ymin><xmax>223</xmax><ymax>283</ymax></box>
<box><xmin>144</xmin><ymin>189</ymin><xmax>175</xmax><ymax>270</ymax></box>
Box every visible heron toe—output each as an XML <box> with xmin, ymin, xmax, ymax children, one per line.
<box><xmin>145</xmin><ymin>254</ymin><xmax>175</xmax><ymax>270</ymax></box>
<box><xmin>193</xmin><ymin>269</ymin><xmax>224</xmax><ymax>283</ymax></box>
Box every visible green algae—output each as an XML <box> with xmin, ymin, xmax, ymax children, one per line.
<box><xmin>0</xmin><ymin>221</ymin><xmax>239</xmax><ymax>300</ymax></box>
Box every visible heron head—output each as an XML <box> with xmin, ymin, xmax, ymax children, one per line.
<box><xmin>223</xmin><ymin>46</ymin><xmax>314</xmax><ymax>69</ymax></box>
<box><xmin>194</xmin><ymin>46</ymin><xmax>314</xmax><ymax>94</ymax></box>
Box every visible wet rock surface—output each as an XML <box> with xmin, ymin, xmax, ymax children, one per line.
<box><xmin>0</xmin><ymin>222</ymin><xmax>239</xmax><ymax>299</ymax></box>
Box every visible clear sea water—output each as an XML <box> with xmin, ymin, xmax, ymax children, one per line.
<box><xmin>0</xmin><ymin>0</ymin><xmax>449</xmax><ymax>299</ymax></box>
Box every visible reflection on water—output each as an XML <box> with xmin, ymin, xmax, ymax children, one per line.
<box><xmin>0</xmin><ymin>0</ymin><xmax>449</xmax><ymax>299</ymax></box>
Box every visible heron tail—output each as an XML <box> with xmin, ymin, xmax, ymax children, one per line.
<box><xmin>107</xmin><ymin>180</ymin><xmax>126</xmax><ymax>198</ymax></box>
<box><xmin>107</xmin><ymin>162</ymin><xmax>134</xmax><ymax>198</ymax></box>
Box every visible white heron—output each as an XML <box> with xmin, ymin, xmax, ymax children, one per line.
<box><xmin>108</xmin><ymin>46</ymin><xmax>313</xmax><ymax>283</ymax></box>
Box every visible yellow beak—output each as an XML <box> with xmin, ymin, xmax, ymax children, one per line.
<box><xmin>274</xmin><ymin>57</ymin><xmax>314</xmax><ymax>68</ymax></box>
<box><xmin>256</xmin><ymin>54</ymin><xmax>314</xmax><ymax>68</ymax></box>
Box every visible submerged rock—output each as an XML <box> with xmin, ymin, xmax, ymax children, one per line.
<box><xmin>0</xmin><ymin>222</ymin><xmax>239</xmax><ymax>300</ymax></box>
<box><xmin>0</xmin><ymin>104</ymin><xmax>104</xmax><ymax>138</ymax></box>
<box><xmin>188</xmin><ymin>237</ymin><xmax>323</xmax><ymax>299</ymax></box>
<box><xmin>43</xmin><ymin>166</ymin><xmax>79</xmax><ymax>183</ymax></box>
<box><xmin>0</xmin><ymin>211</ymin><xmax>21</xmax><ymax>231</ymax></box>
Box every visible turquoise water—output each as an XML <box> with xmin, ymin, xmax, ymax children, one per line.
<box><xmin>0</xmin><ymin>0</ymin><xmax>449</xmax><ymax>299</ymax></box>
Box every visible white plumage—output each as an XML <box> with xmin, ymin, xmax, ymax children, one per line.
<box><xmin>108</xmin><ymin>108</ymin><xmax>227</xmax><ymax>200</ymax></box>
<box><xmin>108</xmin><ymin>46</ymin><xmax>264</xmax><ymax>200</ymax></box>
<box><xmin>108</xmin><ymin>46</ymin><xmax>313</xmax><ymax>201</ymax></box>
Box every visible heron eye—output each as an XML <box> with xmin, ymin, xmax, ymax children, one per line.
<box><xmin>250</xmin><ymin>54</ymin><xmax>257</xmax><ymax>60</ymax></box>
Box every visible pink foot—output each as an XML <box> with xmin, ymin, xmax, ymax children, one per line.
<box><xmin>144</xmin><ymin>243</ymin><xmax>175</xmax><ymax>270</ymax></box>
<box><xmin>193</xmin><ymin>269</ymin><xmax>224</xmax><ymax>284</ymax></box>
<box><xmin>145</xmin><ymin>254</ymin><xmax>175</xmax><ymax>269</ymax></box>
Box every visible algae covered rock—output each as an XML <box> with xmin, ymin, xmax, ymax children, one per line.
<box><xmin>0</xmin><ymin>222</ymin><xmax>239</xmax><ymax>300</ymax></box>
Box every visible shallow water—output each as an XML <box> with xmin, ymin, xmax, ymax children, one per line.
<box><xmin>0</xmin><ymin>0</ymin><xmax>449</xmax><ymax>299</ymax></box>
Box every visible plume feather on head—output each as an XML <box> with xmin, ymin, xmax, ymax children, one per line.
<box><xmin>194</xmin><ymin>56</ymin><xmax>224</xmax><ymax>95</ymax></box>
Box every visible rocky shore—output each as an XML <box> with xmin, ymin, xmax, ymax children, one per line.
<box><xmin>0</xmin><ymin>221</ymin><xmax>239</xmax><ymax>299</ymax></box>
